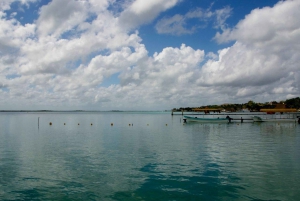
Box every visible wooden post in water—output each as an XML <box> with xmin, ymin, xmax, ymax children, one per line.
<box><xmin>38</xmin><ymin>117</ymin><xmax>39</xmax><ymax>129</ymax></box>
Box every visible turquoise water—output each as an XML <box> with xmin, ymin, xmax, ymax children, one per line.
<box><xmin>0</xmin><ymin>112</ymin><xmax>300</xmax><ymax>201</ymax></box>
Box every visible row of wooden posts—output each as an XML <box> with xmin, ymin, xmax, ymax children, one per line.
<box><xmin>48</xmin><ymin>122</ymin><xmax>167</xmax><ymax>126</ymax></box>
<box><xmin>38</xmin><ymin>118</ymin><xmax>168</xmax><ymax>127</ymax></box>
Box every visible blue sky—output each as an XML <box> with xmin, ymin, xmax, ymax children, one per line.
<box><xmin>0</xmin><ymin>0</ymin><xmax>299</xmax><ymax>110</ymax></box>
<box><xmin>139</xmin><ymin>0</ymin><xmax>279</xmax><ymax>55</ymax></box>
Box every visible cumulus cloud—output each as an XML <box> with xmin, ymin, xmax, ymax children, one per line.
<box><xmin>0</xmin><ymin>0</ymin><xmax>299</xmax><ymax>110</ymax></box>
<box><xmin>214</xmin><ymin>0</ymin><xmax>300</xmax><ymax>44</ymax></box>
<box><xmin>36</xmin><ymin>0</ymin><xmax>88</xmax><ymax>37</ymax></box>
<box><xmin>203</xmin><ymin>0</ymin><xmax>300</xmax><ymax>99</ymax></box>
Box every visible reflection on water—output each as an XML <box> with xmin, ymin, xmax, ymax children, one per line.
<box><xmin>0</xmin><ymin>112</ymin><xmax>299</xmax><ymax>200</ymax></box>
<box><xmin>258</xmin><ymin>122</ymin><xmax>298</xmax><ymax>135</ymax></box>
<box><xmin>111</xmin><ymin>162</ymin><xmax>243</xmax><ymax>200</ymax></box>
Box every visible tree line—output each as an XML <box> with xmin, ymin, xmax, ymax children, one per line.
<box><xmin>173</xmin><ymin>97</ymin><xmax>300</xmax><ymax>112</ymax></box>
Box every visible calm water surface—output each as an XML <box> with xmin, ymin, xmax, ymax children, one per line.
<box><xmin>0</xmin><ymin>112</ymin><xmax>299</xmax><ymax>201</ymax></box>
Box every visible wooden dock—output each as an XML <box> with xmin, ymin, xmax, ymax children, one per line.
<box><xmin>174</xmin><ymin>110</ymin><xmax>300</xmax><ymax>123</ymax></box>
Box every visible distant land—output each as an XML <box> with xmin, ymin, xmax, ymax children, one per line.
<box><xmin>0</xmin><ymin>110</ymin><xmax>165</xmax><ymax>113</ymax></box>
<box><xmin>0</xmin><ymin>97</ymin><xmax>299</xmax><ymax>113</ymax></box>
<box><xmin>173</xmin><ymin>97</ymin><xmax>300</xmax><ymax>112</ymax></box>
<box><xmin>0</xmin><ymin>110</ymin><xmax>89</xmax><ymax>113</ymax></box>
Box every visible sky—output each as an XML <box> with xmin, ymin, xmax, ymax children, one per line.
<box><xmin>0</xmin><ymin>0</ymin><xmax>299</xmax><ymax>110</ymax></box>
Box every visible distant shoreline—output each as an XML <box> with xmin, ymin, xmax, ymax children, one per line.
<box><xmin>0</xmin><ymin>110</ymin><xmax>169</xmax><ymax>113</ymax></box>
<box><xmin>0</xmin><ymin>110</ymin><xmax>88</xmax><ymax>112</ymax></box>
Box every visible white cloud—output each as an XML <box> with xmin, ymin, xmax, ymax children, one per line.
<box><xmin>118</xmin><ymin>0</ymin><xmax>179</xmax><ymax>30</ymax></box>
<box><xmin>155</xmin><ymin>14</ymin><xmax>195</xmax><ymax>35</ymax></box>
<box><xmin>37</xmin><ymin>0</ymin><xmax>88</xmax><ymax>37</ymax></box>
<box><xmin>155</xmin><ymin>6</ymin><xmax>232</xmax><ymax>35</ymax></box>
<box><xmin>0</xmin><ymin>0</ymin><xmax>300</xmax><ymax>110</ymax></box>
<box><xmin>1</xmin><ymin>0</ymin><xmax>197</xmax><ymax>109</ymax></box>
<box><xmin>214</xmin><ymin>6</ymin><xmax>231</xmax><ymax>30</ymax></box>
<box><xmin>201</xmin><ymin>0</ymin><xmax>300</xmax><ymax>100</ymax></box>
<box><xmin>214</xmin><ymin>0</ymin><xmax>300</xmax><ymax>44</ymax></box>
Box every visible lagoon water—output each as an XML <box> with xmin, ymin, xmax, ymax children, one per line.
<box><xmin>0</xmin><ymin>112</ymin><xmax>300</xmax><ymax>200</ymax></box>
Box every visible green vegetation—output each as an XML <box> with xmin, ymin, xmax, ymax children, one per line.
<box><xmin>285</xmin><ymin>97</ymin><xmax>300</xmax><ymax>109</ymax></box>
<box><xmin>173</xmin><ymin>97</ymin><xmax>300</xmax><ymax>112</ymax></box>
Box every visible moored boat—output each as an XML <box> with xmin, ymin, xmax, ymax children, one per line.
<box><xmin>183</xmin><ymin>116</ymin><xmax>230</xmax><ymax>123</ymax></box>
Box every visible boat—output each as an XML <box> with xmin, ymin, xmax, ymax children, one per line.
<box><xmin>183</xmin><ymin>116</ymin><xmax>230</xmax><ymax>123</ymax></box>
<box><xmin>252</xmin><ymin>116</ymin><xmax>298</xmax><ymax>122</ymax></box>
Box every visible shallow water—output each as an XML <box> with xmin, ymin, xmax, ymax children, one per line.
<box><xmin>0</xmin><ymin>112</ymin><xmax>299</xmax><ymax>200</ymax></box>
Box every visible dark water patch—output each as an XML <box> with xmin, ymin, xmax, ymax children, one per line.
<box><xmin>110</xmin><ymin>162</ymin><xmax>245</xmax><ymax>200</ymax></box>
<box><xmin>10</xmin><ymin>188</ymin><xmax>44</xmax><ymax>201</ymax></box>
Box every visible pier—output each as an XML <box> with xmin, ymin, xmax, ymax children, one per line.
<box><xmin>174</xmin><ymin>110</ymin><xmax>300</xmax><ymax>123</ymax></box>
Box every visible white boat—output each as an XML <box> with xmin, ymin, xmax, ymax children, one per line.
<box><xmin>252</xmin><ymin>116</ymin><xmax>298</xmax><ymax>122</ymax></box>
<box><xmin>184</xmin><ymin>116</ymin><xmax>230</xmax><ymax>123</ymax></box>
